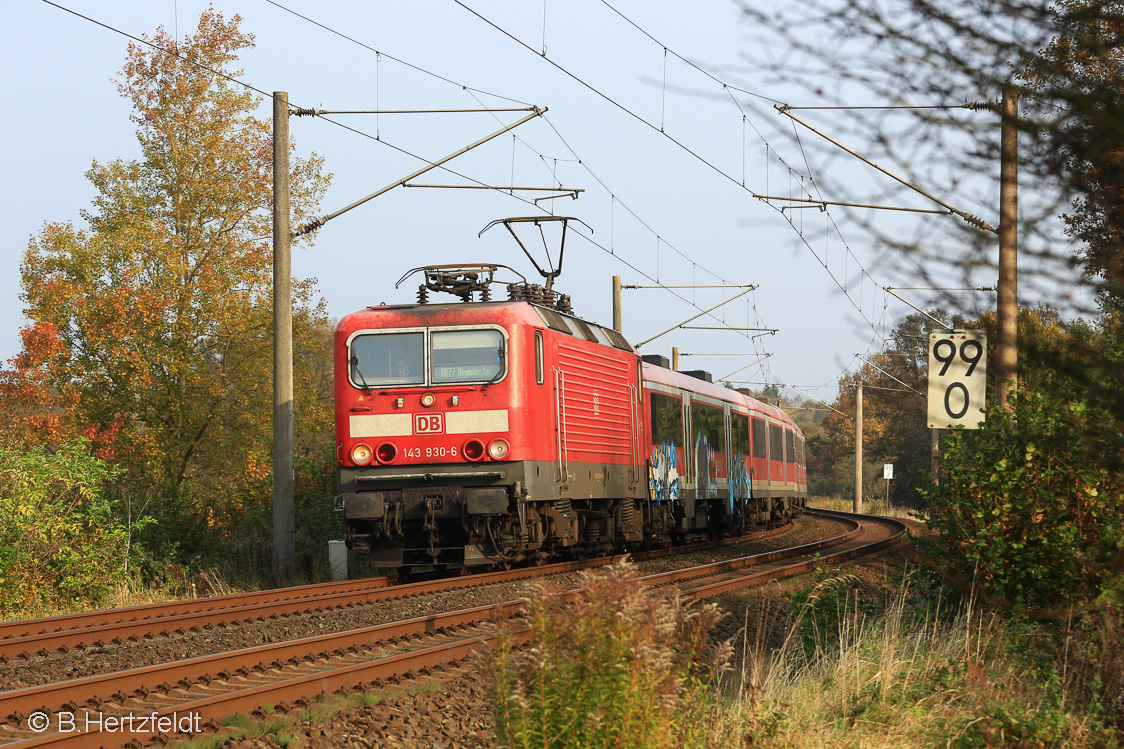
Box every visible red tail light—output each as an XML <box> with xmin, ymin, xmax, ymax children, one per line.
<box><xmin>463</xmin><ymin>439</ymin><xmax>485</xmax><ymax>461</ymax></box>
<box><xmin>376</xmin><ymin>442</ymin><xmax>398</xmax><ymax>464</ymax></box>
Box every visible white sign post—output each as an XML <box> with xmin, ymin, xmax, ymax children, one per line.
<box><xmin>928</xmin><ymin>331</ymin><xmax>987</xmax><ymax>429</ymax></box>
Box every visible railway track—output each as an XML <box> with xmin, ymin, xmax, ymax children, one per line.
<box><xmin>0</xmin><ymin>524</ymin><xmax>791</xmax><ymax>663</ymax></box>
<box><xmin>0</xmin><ymin>510</ymin><xmax>902</xmax><ymax>748</ymax></box>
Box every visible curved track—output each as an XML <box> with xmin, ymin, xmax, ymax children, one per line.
<box><xmin>0</xmin><ymin>524</ymin><xmax>792</xmax><ymax>663</ymax></box>
<box><xmin>0</xmin><ymin>511</ymin><xmax>902</xmax><ymax>748</ymax></box>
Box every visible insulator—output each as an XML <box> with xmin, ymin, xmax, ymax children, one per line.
<box><xmin>507</xmin><ymin>283</ymin><xmax>519</xmax><ymax>301</ymax></box>
<box><xmin>964</xmin><ymin>100</ymin><xmax>999</xmax><ymax>112</ymax></box>
<box><xmin>960</xmin><ymin>212</ymin><xmax>995</xmax><ymax>232</ymax></box>
<box><xmin>556</xmin><ymin>294</ymin><xmax>572</xmax><ymax>314</ymax></box>
<box><xmin>481</xmin><ymin>287</ymin><xmax>492</xmax><ymax>302</ymax></box>
<box><xmin>292</xmin><ymin>107</ymin><xmax>325</xmax><ymax>117</ymax></box>
<box><xmin>417</xmin><ymin>286</ymin><xmax>429</xmax><ymax>305</ymax></box>
<box><xmin>292</xmin><ymin>216</ymin><xmax>325</xmax><ymax>237</ymax></box>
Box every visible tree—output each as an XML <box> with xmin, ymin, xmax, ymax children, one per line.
<box><xmin>736</xmin><ymin>1</ymin><xmax>1124</xmax><ymax>321</ymax></box>
<box><xmin>740</xmin><ymin>3</ymin><xmax>1124</xmax><ymax>606</ymax></box>
<box><xmin>924</xmin><ymin>337</ymin><xmax>1124</xmax><ymax>609</ymax></box>
<box><xmin>6</xmin><ymin>10</ymin><xmax>331</xmax><ymax>565</ymax></box>
<box><xmin>0</xmin><ymin>439</ymin><xmax>129</xmax><ymax>612</ymax></box>
<box><xmin>810</xmin><ymin>311</ymin><xmax>960</xmax><ymax>505</ymax></box>
<box><xmin>1019</xmin><ymin>0</ymin><xmax>1124</xmax><ymax>312</ymax></box>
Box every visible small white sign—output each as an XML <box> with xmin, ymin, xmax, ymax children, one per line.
<box><xmin>927</xmin><ymin>331</ymin><xmax>987</xmax><ymax>429</ymax></box>
<box><xmin>883</xmin><ymin>463</ymin><xmax>893</xmax><ymax>480</ymax></box>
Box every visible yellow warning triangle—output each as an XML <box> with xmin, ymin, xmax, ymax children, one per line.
<box><xmin>357</xmin><ymin>394</ymin><xmax>365</xmax><ymax>402</ymax></box>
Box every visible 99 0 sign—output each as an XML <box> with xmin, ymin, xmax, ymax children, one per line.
<box><xmin>927</xmin><ymin>331</ymin><xmax>987</xmax><ymax>429</ymax></box>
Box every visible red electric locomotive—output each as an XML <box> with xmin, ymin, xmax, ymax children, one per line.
<box><xmin>335</xmin><ymin>263</ymin><xmax>806</xmax><ymax>569</ymax></box>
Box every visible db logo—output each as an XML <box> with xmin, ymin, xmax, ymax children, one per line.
<box><xmin>413</xmin><ymin>413</ymin><xmax>444</xmax><ymax>434</ymax></box>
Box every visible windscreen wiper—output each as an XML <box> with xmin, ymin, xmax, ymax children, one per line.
<box><xmin>482</xmin><ymin>347</ymin><xmax>506</xmax><ymax>391</ymax></box>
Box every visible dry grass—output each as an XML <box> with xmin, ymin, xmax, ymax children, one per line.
<box><xmin>0</xmin><ymin>571</ymin><xmax>248</xmax><ymax>624</ymax></box>
<box><xmin>478</xmin><ymin>561</ymin><xmax>734</xmax><ymax>749</ymax></box>
<box><xmin>809</xmin><ymin>496</ymin><xmax>919</xmax><ymax>520</ymax></box>
<box><xmin>723</xmin><ymin>573</ymin><xmax>1120</xmax><ymax>748</ymax></box>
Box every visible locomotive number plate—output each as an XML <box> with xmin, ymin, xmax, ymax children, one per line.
<box><xmin>413</xmin><ymin>413</ymin><xmax>445</xmax><ymax>435</ymax></box>
<box><xmin>404</xmin><ymin>446</ymin><xmax>459</xmax><ymax>458</ymax></box>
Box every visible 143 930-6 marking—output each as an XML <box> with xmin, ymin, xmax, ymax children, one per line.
<box><xmin>404</xmin><ymin>445</ymin><xmax>459</xmax><ymax>458</ymax></box>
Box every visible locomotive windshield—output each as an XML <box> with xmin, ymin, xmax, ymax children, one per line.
<box><xmin>431</xmin><ymin>329</ymin><xmax>504</xmax><ymax>384</ymax></box>
<box><xmin>349</xmin><ymin>331</ymin><xmax>425</xmax><ymax>387</ymax></box>
<box><xmin>347</xmin><ymin>327</ymin><xmax>505</xmax><ymax>388</ymax></box>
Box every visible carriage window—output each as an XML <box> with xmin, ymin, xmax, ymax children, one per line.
<box><xmin>769</xmin><ymin>424</ymin><xmax>784</xmax><ymax>462</ymax></box>
<box><xmin>732</xmin><ymin>413</ymin><xmax>750</xmax><ymax>455</ymax></box>
<box><xmin>349</xmin><ymin>331</ymin><xmax>425</xmax><ymax>387</ymax></box>
<box><xmin>650</xmin><ymin>392</ymin><xmax>683</xmax><ymax>447</ymax></box>
<box><xmin>786</xmin><ymin>431</ymin><xmax>795</xmax><ymax>465</ymax></box>
<box><xmin>752</xmin><ymin>418</ymin><xmax>767</xmax><ymax>459</ymax></box>
<box><xmin>431</xmin><ymin>329</ymin><xmax>505</xmax><ymax>384</ymax></box>
<box><xmin>691</xmin><ymin>402</ymin><xmax>725</xmax><ymax>453</ymax></box>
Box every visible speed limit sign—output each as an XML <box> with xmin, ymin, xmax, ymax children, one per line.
<box><xmin>928</xmin><ymin>331</ymin><xmax>987</xmax><ymax>429</ymax></box>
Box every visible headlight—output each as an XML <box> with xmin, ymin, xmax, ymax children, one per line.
<box><xmin>488</xmin><ymin>439</ymin><xmax>510</xmax><ymax>460</ymax></box>
<box><xmin>351</xmin><ymin>443</ymin><xmax>373</xmax><ymax>465</ymax></box>
<box><xmin>420</xmin><ymin>392</ymin><xmax>436</xmax><ymax>407</ymax></box>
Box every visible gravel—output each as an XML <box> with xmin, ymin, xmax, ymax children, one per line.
<box><xmin>0</xmin><ymin>515</ymin><xmax>854</xmax><ymax>748</ymax></box>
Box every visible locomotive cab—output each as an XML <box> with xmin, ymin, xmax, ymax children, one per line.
<box><xmin>336</xmin><ymin>305</ymin><xmax>530</xmax><ymax>568</ymax></box>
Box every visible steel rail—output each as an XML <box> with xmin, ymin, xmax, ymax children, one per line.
<box><xmin>0</xmin><ymin>601</ymin><xmax>525</xmax><ymax>727</ymax></box>
<box><xmin>2</xmin><ymin>630</ymin><xmax>530</xmax><ymax>749</ymax></box>
<box><xmin>678</xmin><ymin>511</ymin><xmax>906</xmax><ymax>600</ymax></box>
<box><xmin>0</xmin><ymin>523</ymin><xmax>794</xmax><ymax>660</ymax></box>
<box><xmin>0</xmin><ymin>525</ymin><xmax>801</xmax><ymax>725</ymax></box>
<box><xmin>0</xmin><ymin>512</ymin><xmax>890</xmax><ymax>748</ymax></box>
<box><xmin>0</xmin><ymin>557</ymin><xmax>623</xmax><ymax>661</ymax></box>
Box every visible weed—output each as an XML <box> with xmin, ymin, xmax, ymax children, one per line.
<box><xmin>477</xmin><ymin>561</ymin><xmax>732</xmax><ymax>749</ymax></box>
<box><xmin>726</xmin><ymin>573</ymin><xmax>1120</xmax><ymax>747</ymax></box>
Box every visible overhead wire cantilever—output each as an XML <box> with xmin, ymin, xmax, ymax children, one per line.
<box><xmin>775</xmin><ymin>105</ymin><xmax>996</xmax><ymax>233</ymax></box>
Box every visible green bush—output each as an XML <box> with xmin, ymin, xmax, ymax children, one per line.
<box><xmin>0</xmin><ymin>438</ymin><xmax>128</xmax><ymax>612</ymax></box>
<box><xmin>922</xmin><ymin>390</ymin><xmax>1124</xmax><ymax>608</ymax></box>
<box><xmin>478</xmin><ymin>562</ymin><xmax>731</xmax><ymax>749</ymax></box>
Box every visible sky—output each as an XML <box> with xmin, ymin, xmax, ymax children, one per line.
<box><xmin>0</xmin><ymin>0</ymin><xmax>1079</xmax><ymax>403</ymax></box>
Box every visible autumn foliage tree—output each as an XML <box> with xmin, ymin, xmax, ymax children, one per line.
<box><xmin>810</xmin><ymin>311</ymin><xmax>963</xmax><ymax>505</ymax></box>
<box><xmin>1019</xmin><ymin>0</ymin><xmax>1124</xmax><ymax>312</ymax></box>
<box><xmin>4</xmin><ymin>10</ymin><xmax>332</xmax><ymax>574</ymax></box>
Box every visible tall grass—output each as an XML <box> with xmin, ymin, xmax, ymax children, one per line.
<box><xmin>732</xmin><ymin>572</ymin><xmax>1121</xmax><ymax>747</ymax></box>
<box><xmin>809</xmin><ymin>496</ymin><xmax>917</xmax><ymax>519</ymax></box>
<box><xmin>479</xmin><ymin>563</ymin><xmax>1120</xmax><ymax>748</ymax></box>
<box><xmin>477</xmin><ymin>562</ymin><xmax>733</xmax><ymax>749</ymax></box>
